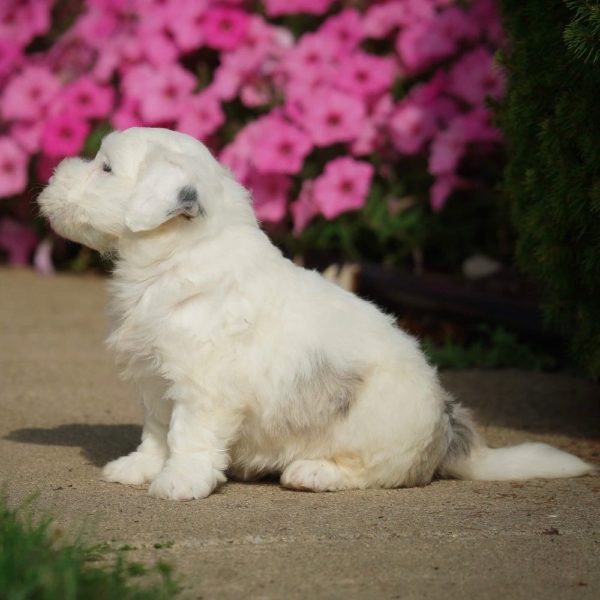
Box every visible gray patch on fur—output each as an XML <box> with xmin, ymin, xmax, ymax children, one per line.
<box><xmin>444</xmin><ymin>396</ymin><xmax>476</xmax><ymax>461</ymax></box>
<box><xmin>278</xmin><ymin>353</ymin><xmax>363</xmax><ymax>432</ymax></box>
<box><xmin>172</xmin><ymin>185</ymin><xmax>205</xmax><ymax>219</ymax></box>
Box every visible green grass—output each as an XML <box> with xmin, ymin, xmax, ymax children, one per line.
<box><xmin>0</xmin><ymin>495</ymin><xmax>179</xmax><ymax>600</ymax></box>
<box><xmin>422</xmin><ymin>326</ymin><xmax>555</xmax><ymax>371</ymax></box>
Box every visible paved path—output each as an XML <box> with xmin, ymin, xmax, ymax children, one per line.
<box><xmin>1</xmin><ymin>269</ymin><xmax>599</xmax><ymax>599</ymax></box>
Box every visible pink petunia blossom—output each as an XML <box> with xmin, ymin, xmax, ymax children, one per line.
<box><xmin>429</xmin><ymin>108</ymin><xmax>502</xmax><ymax>176</ymax></box>
<box><xmin>448</xmin><ymin>46</ymin><xmax>505</xmax><ymax>106</ymax></box>
<box><xmin>364</xmin><ymin>1</ymin><xmax>408</xmax><ymax>39</ymax></box>
<box><xmin>11</xmin><ymin>121</ymin><xmax>44</xmax><ymax>154</ymax></box>
<box><xmin>240</xmin><ymin>76</ymin><xmax>273</xmax><ymax>107</ymax></box>
<box><xmin>220</xmin><ymin>118</ymin><xmax>268</xmax><ymax>181</ymax></box>
<box><xmin>435</xmin><ymin>7</ymin><xmax>479</xmax><ymax>44</ymax></box>
<box><xmin>1</xmin><ymin>65</ymin><xmax>61</xmax><ymax>121</ymax></box>
<box><xmin>36</xmin><ymin>153</ymin><xmax>63</xmax><ymax>184</ymax></box>
<box><xmin>246</xmin><ymin>171</ymin><xmax>292</xmax><ymax>223</ymax></box>
<box><xmin>165</xmin><ymin>0</ymin><xmax>208</xmax><ymax>51</ymax></box>
<box><xmin>312</xmin><ymin>157</ymin><xmax>374</xmax><ymax>219</ymax></box>
<box><xmin>351</xmin><ymin>94</ymin><xmax>394</xmax><ymax>156</ymax></box>
<box><xmin>41</xmin><ymin>113</ymin><xmax>90</xmax><ymax>157</ymax></box>
<box><xmin>210</xmin><ymin>64</ymin><xmax>244</xmax><ymax>101</ymax></box>
<box><xmin>202</xmin><ymin>6</ymin><xmax>250</xmax><ymax>51</ymax></box>
<box><xmin>0</xmin><ymin>137</ymin><xmax>28</xmax><ymax>198</ymax></box>
<box><xmin>0</xmin><ymin>218</ymin><xmax>38</xmax><ymax>266</ymax></box>
<box><xmin>291</xmin><ymin>180</ymin><xmax>319</xmax><ymax>235</ymax></box>
<box><xmin>177</xmin><ymin>91</ymin><xmax>225</xmax><ymax>141</ymax></box>
<box><xmin>281</xmin><ymin>32</ymin><xmax>339</xmax><ymax>89</ymax></box>
<box><xmin>336</xmin><ymin>51</ymin><xmax>397</xmax><ymax>99</ymax></box>
<box><xmin>472</xmin><ymin>0</ymin><xmax>505</xmax><ymax>45</ymax></box>
<box><xmin>396</xmin><ymin>17</ymin><xmax>455</xmax><ymax>73</ymax></box>
<box><xmin>390</xmin><ymin>102</ymin><xmax>437</xmax><ymax>155</ymax></box>
<box><xmin>0</xmin><ymin>0</ymin><xmax>52</xmax><ymax>47</ymax></box>
<box><xmin>299</xmin><ymin>89</ymin><xmax>367</xmax><ymax>147</ymax></box>
<box><xmin>59</xmin><ymin>77</ymin><xmax>115</xmax><ymax>119</ymax></box>
<box><xmin>318</xmin><ymin>9</ymin><xmax>364</xmax><ymax>54</ymax></box>
<box><xmin>0</xmin><ymin>40</ymin><xmax>22</xmax><ymax>80</ymax></box>
<box><xmin>430</xmin><ymin>174</ymin><xmax>466</xmax><ymax>212</ymax></box>
<box><xmin>111</xmin><ymin>97</ymin><xmax>145</xmax><ymax>130</ymax></box>
<box><xmin>250</xmin><ymin>117</ymin><xmax>312</xmax><ymax>175</ymax></box>
<box><xmin>121</xmin><ymin>63</ymin><xmax>196</xmax><ymax>124</ymax></box>
<box><xmin>263</xmin><ymin>0</ymin><xmax>335</xmax><ymax>18</ymax></box>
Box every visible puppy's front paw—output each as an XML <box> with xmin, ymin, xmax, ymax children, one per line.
<box><xmin>148</xmin><ymin>458</ymin><xmax>225</xmax><ymax>501</ymax></box>
<box><xmin>102</xmin><ymin>451</ymin><xmax>165</xmax><ymax>486</ymax></box>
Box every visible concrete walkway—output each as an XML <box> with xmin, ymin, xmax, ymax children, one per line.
<box><xmin>1</xmin><ymin>269</ymin><xmax>599</xmax><ymax>599</ymax></box>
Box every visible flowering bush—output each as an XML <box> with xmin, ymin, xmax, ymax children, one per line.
<box><xmin>0</xmin><ymin>0</ymin><xmax>506</xmax><ymax>271</ymax></box>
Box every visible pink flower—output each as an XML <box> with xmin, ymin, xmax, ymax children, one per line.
<box><xmin>0</xmin><ymin>0</ymin><xmax>52</xmax><ymax>47</ymax></box>
<box><xmin>59</xmin><ymin>77</ymin><xmax>114</xmax><ymax>119</ymax></box>
<box><xmin>202</xmin><ymin>6</ymin><xmax>250</xmax><ymax>51</ymax></box>
<box><xmin>429</xmin><ymin>108</ymin><xmax>502</xmax><ymax>176</ymax></box>
<box><xmin>396</xmin><ymin>19</ymin><xmax>455</xmax><ymax>73</ymax></box>
<box><xmin>448</xmin><ymin>47</ymin><xmax>505</xmax><ymax>106</ymax></box>
<box><xmin>246</xmin><ymin>171</ymin><xmax>292</xmax><ymax>223</ymax></box>
<box><xmin>10</xmin><ymin>121</ymin><xmax>44</xmax><ymax>154</ymax></box>
<box><xmin>299</xmin><ymin>89</ymin><xmax>366</xmax><ymax>147</ymax></box>
<box><xmin>251</xmin><ymin>117</ymin><xmax>312</xmax><ymax>175</ymax></box>
<box><xmin>364</xmin><ymin>1</ymin><xmax>408</xmax><ymax>38</ymax></box>
<box><xmin>0</xmin><ymin>40</ymin><xmax>22</xmax><ymax>80</ymax></box>
<box><xmin>1</xmin><ymin>66</ymin><xmax>60</xmax><ymax>121</ymax></box>
<box><xmin>36</xmin><ymin>153</ymin><xmax>62</xmax><ymax>184</ymax></box>
<box><xmin>0</xmin><ymin>218</ymin><xmax>38</xmax><ymax>266</ymax></box>
<box><xmin>240</xmin><ymin>76</ymin><xmax>273</xmax><ymax>107</ymax></box>
<box><xmin>318</xmin><ymin>9</ymin><xmax>363</xmax><ymax>54</ymax></box>
<box><xmin>313</xmin><ymin>157</ymin><xmax>374</xmax><ymax>219</ymax></box>
<box><xmin>472</xmin><ymin>0</ymin><xmax>505</xmax><ymax>45</ymax></box>
<box><xmin>177</xmin><ymin>91</ymin><xmax>225</xmax><ymax>141</ymax></box>
<box><xmin>165</xmin><ymin>0</ymin><xmax>208</xmax><ymax>51</ymax></box>
<box><xmin>122</xmin><ymin>63</ymin><xmax>196</xmax><ymax>124</ymax></box>
<box><xmin>281</xmin><ymin>32</ymin><xmax>338</xmax><ymax>88</ymax></box>
<box><xmin>263</xmin><ymin>0</ymin><xmax>335</xmax><ymax>18</ymax></box>
<box><xmin>430</xmin><ymin>174</ymin><xmax>465</xmax><ymax>212</ymax></box>
<box><xmin>220</xmin><ymin>118</ymin><xmax>267</xmax><ymax>180</ymax></box>
<box><xmin>210</xmin><ymin>64</ymin><xmax>244</xmax><ymax>101</ymax></box>
<box><xmin>291</xmin><ymin>180</ymin><xmax>319</xmax><ymax>234</ymax></box>
<box><xmin>351</xmin><ymin>94</ymin><xmax>394</xmax><ymax>156</ymax></box>
<box><xmin>41</xmin><ymin>113</ymin><xmax>90</xmax><ymax>157</ymax></box>
<box><xmin>435</xmin><ymin>7</ymin><xmax>479</xmax><ymax>44</ymax></box>
<box><xmin>0</xmin><ymin>137</ymin><xmax>28</xmax><ymax>198</ymax></box>
<box><xmin>111</xmin><ymin>97</ymin><xmax>145</xmax><ymax>130</ymax></box>
<box><xmin>336</xmin><ymin>52</ymin><xmax>396</xmax><ymax>99</ymax></box>
<box><xmin>390</xmin><ymin>102</ymin><xmax>437</xmax><ymax>155</ymax></box>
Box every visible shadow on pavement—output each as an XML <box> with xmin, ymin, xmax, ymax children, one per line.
<box><xmin>441</xmin><ymin>372</ymin><xmax>600</xmax><ymax>441</ymax></box>
<box><xmin>4</xmin><ymin>424</ymin><xmax>141</xmax><ymax>466</ymax></box>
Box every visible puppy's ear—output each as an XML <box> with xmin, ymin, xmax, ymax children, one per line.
<box><xmin>125</xmin><ymin>147</ymin><xmax>206</xmax><ymax>233</ymax></box>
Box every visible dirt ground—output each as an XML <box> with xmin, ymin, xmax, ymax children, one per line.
<box><xmin>1</xmin><ymin>268</ymin><xmax>599</xmax><ymax>599</ymax></box>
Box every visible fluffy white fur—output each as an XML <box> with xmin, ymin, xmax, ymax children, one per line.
<box><xmin>38</xmin><ymin>127</ymin><xmax>595</xmax><ymax>500</ymax></box>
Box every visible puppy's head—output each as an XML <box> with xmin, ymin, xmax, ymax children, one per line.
<box><xmin>38</xmin><ymin>127</ymin><xmax>249</xmax><ymax>253</ymax></box>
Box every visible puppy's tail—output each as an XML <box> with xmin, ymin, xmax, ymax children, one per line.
<box><xmin>438</xmin><ymin>399</ymin><xmax>596</xmax><ymax>481</ymax></box>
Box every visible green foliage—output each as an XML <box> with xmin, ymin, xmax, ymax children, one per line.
<box><xmin>422</xmin><ymin>326</ymin><xmax>554</xmax><ymax>371</ymax></box>
<box><xmin>500</xmin><ymin>0</ymin><xmax>600</xmax><ymax>376</ymax></box>
<box><xmin>563</xmin><ymin>0</ymin><xmax>600</xmax><ymax>64</ymax></box>
<box><xmin>0</xmin><ymin>495</ymin><xmax>179</xmax><ymax>600</ymax></box>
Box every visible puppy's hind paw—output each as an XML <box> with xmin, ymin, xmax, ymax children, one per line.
<box><xmin>102</xmin><ymin>451</ymin><xmax>165</xmax><ymax>486</ymax></box>
<box><xmin>281</xmin><ymin>459</ymin><xmax>350</xmax><ymax>492</ymax></box>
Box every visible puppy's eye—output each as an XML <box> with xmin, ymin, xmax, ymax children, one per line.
<box><xmin>102</xmin><ymin>162</ymin><xmax>112</xmax><ymax>173</ymax></box>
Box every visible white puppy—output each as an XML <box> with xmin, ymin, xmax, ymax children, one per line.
<box><xmin>38</xmin><ymin>127</ymin><xmax>594</xmax><ymax>500</ymax></box>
